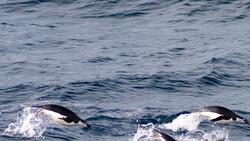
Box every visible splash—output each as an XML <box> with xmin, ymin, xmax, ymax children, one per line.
<box><xmin>202</xmin><ymin>129</ymin><xmax>229</xmax><ymax>141</ymax></box>
<box><xmin>132</xmin><ymin>123</ymin><xmax>155</xmax><ymax>141</ymax></box>
<box><xmin>3</xmin><ymin>107</ymin><xmax>47</xmax><ymax>138</ymax></box>
<box><xmin>159</xmin><ymin>112</ymin><xmax>203</xmax><ymax>132</ymax></box>
<box><xmin>158</xmin><ymin>112</ymin><xmax>229</xmax><ymax>141</ymax></box>
<box><xmin>177</xmin><ymin>128</ymin><xmax>229</xmax><ymax>141</ymax></box>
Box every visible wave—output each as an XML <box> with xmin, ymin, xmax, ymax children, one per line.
<box><xmin>1</xmin><ymin>101</ymin><xmax>246</xmax><ymax>140</ymax></box>
<box><xmin>1</xmin><ymin>0</ymin><xmax>249</xmax><ymax>22</ymax></box>
<box><xmin>195</xmin><ymin>54</ymin><xmax>249</xmax><ymax>87</ymax></box>
<box><xmin>159</xmin><ymin>112</ymin><xmax>203</xmax><ymax>132</ymax></box>
<box><xmin>133</xmin><ymin>112</ymin><xmax>229</xmax><ymax>141</ymax></box>
<box><xmin>2</xmin><ymin>107</ymin><xmax>47</xmax><ymax>138</ymax></box>
<box><xmin>198</xmin><ymin>70</ymin><xmax>232</xmax><ymax>86</ymax></box>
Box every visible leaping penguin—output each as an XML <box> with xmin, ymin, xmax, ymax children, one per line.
<box><xmin>152</xmin><ymin>129</ymin><xmax>176</xmax><ymax>141</ymax></box>
<box><xmin>198</xmin><ymin>106</ymin><xmax>249</xmax><ymax>124</ymax></box>
<box><xmin>33</xmin><ymin>104</ymin><xmax>90</xmax><ymax>128</ymax></box>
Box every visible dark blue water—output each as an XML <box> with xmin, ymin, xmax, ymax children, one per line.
<box><xmin>0</xmin><ymin>0</ymin><xmax>250</xmax><ymax>140</ymax></box>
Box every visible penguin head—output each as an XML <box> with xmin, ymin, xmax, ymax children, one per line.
<box><xmin>152</xmin><ymin>129</ymin><xmax>176</xmax><ymax>141</ymax></box>
<box><xmin>236</xmin><ymin>116</ymin><xmax>249</xmax><ymax>124</ymax></box>
<box><xmin>152</xmin><ymin>129</ymin><xmax>163</xmax><ymax>138</ymax></box>
<box><xmin>78</xmin><ymin>119</ymin><xmax>91</xmax><ymax>128</ymax></box>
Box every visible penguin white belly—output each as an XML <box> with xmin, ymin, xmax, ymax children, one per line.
<box><xmin>200</xmin><ymin>111</ymin><xmax>222</xmax><ymax>120</ymax></box>
<box><xmin>199</xmin><ymin>112</ymin><xmax>234</xmax><ymax>124</ymax></box>
<box><xmin>215</xmin><ymin>118</ymin><xmax>234</xmax><ymax>124</ymax></box>
<box><xmin>42</xmin><ymin>109</ymin><xmax>75</xmax><ymax>126</ymax></box>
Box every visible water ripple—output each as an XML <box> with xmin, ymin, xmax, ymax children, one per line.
<box><xmin>1</xmin><ymin>0</ymin><xmax>250</xmax><ymax>140</ymax></box>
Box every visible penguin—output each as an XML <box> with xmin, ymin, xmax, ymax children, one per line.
<box><xmin>152</xmin><ymin>129</ymin><xmax>176</xmax><ymax>141</ymax></box>
<box><xmin>198</xmin><ymin>106</ymin><xmax>249</xmax><ymax>124</ymax></box>
<box><xmin>33</xmin><ymin>104</ymin><xmax>90</xmax><ymax>128</ymax></box>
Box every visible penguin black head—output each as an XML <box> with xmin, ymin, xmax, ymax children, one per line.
<box><xmin>236</xmin><ymin>115</ymin><xmax>249</xmax><ymax>124</ymax></box>
<box><xmin>79</xmin><ymin>119</ymin><xmax>91</xmax><ymax>128</ymax></box>
<box><xmin>152</xmin><ymin>129</ymin><xmax>176</xmax><ymax>141</ymax></box>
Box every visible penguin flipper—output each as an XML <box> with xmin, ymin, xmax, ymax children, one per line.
<box><xmin>211</xmin><ymin>115</ymin><xmax>229</xmax><ymax>122</ymax></box>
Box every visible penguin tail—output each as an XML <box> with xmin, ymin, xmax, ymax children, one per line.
<box><xmin>30</xmin><ymin>105</ymin><xmax>43</xmax><ymax>108</ymax></box>
<box><xmin>29</xmin><ymin>105</ymin><xmax>45</xmax><ymax>117</ymax></box>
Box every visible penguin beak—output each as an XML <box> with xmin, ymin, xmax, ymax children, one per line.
<box><xmin>83</xmin><ymin>123</ymin><xmax>91</xmax><ymax>128</ymax></box>
<box><xmin>237</xmin><ymin>116</ymin><xmax>249</xmax><ymax>124</ymax></box>
<box><xmin>243</xmin><ymin>118</ymin><xmax>249</xmax><ymax>124</ymax></box>
<box><xmin>80</xmin><ymin>120</ymin><xmax>91</xmax><ymax>128</ymax></box>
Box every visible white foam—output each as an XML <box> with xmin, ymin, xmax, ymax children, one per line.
<box><xmin>158</xmin><ymin>112</ymin><xmax>229</xmax><ymax>141</ymax></box>
<box><xmin>159</xmin><ymin>112</ymin><xmax>203</xmax><ymax>132</ymax></box>
<box><xmin>177</xmin><ymin>128</ymin><xmax>229</xmax><ymax>141</ymax></box>
<box><xmin>202</xmin><ymin>129</ymin><xmax>229</xmax><ymax>141</ymax></box>
<box><xmin>132</xmin><ymin>123</ymin><xmax>155</xmax><ymax>141</ymax></box>
<box><xmin>3</xmin><ymin>107</ymin><xmax>47</xmax><ymax>138</ymax></box>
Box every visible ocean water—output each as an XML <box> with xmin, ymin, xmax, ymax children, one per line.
<box><xmin>0</xmin><ymin>0</ymin><xmax>250</xmax><ymax>140</ymax></box>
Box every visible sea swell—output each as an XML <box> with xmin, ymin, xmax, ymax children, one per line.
<box><xmin>1</xmin><ymin>0</ymin><xmax>250</xmax><ymax>140</ymax></box>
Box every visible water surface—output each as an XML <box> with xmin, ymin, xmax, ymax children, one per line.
<box><xmin>0</xmin><ymin>0</ymin><xmax>250</xmax><ymax>140</ymax></box>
